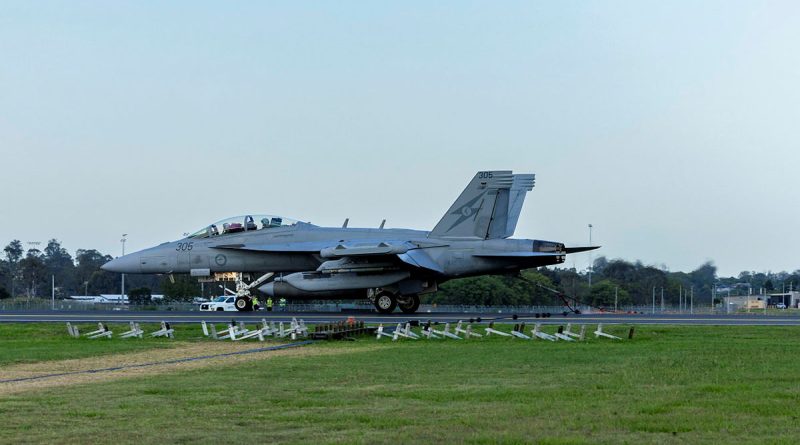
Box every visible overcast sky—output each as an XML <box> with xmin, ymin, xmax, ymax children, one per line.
<box><xmin>1</xmin><ymin>1</ymin><xmax>798</xmax><ymax>277</ymax></box>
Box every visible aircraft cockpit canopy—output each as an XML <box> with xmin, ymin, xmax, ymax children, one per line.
<box><xmin>188</xmin><ymin>215</ymin><xmax>305</xmax><ymax>239</ymax></box>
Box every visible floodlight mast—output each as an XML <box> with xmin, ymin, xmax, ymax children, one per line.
<box><xmin>121</xmin><ymin>234</ymin><xmax>127</xmax><ymax>305</ymax></box>
<box><xmin>588</xmin><ymin>224</ymin><xmax>593</xmax><ymax>287</ymax></box>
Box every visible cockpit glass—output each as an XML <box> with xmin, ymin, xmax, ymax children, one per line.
<box><xmin>188</xmin><ymin>214</ymin><xmax>305</xmax><ymax>239</ymax></box>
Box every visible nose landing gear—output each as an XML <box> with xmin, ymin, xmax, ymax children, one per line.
<box><xmin>225</xmin><ymin>272</ymin><xmax>274</xmax><ymax>312</ymax></box>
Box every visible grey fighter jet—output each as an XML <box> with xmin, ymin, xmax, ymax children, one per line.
<box><xmin>102</xmin><ymin>171</ymin><xmax>598</xmax><ymax>314</ymax></box>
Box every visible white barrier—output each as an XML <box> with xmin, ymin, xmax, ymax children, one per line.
<box><xmin>455</xmin><ymin>321</ymin><xmax>482</xmax><ymax>338</ymax></box>
<box><xmin>120</xmin><ymin>321</ymin><xmax>144</xmax><ymax>339</ymax></box>
<box><xmin>594</xmin><ymin>324</ymin><xmax>622</xmax><ymax>340</ymax></box>
<box><xmin>66</xmin><ymin>322</ymin><xmax>79</xmax><ymax>338</ymax></box>
<box><xmin>510</xmin><ymin>323</ymin><xmax>531</xmax><ymax>340</ymax></box>
<box><xmin>86</xmin><ymin>322</ymin><xmax>112</xmax><ymax>339</ymax></box>
<box><xmin>485</xmin><ymin>322</ymin><xmax>512</xmax><ymax>337</ymax></box>
<box><xmin>531</xmin><ymin>323</ymin><xmax>556</xmax><ymax>341</ymax></box>
<box><xmin>150</xmin><ymin>321</ymin><xmax>175</xmax><ymax>338</ymax></box>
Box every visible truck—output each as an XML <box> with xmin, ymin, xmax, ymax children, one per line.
<box><xmin>199</xmin><ymin>296</ymin><xmax>237</xmax><ymax>311</ymax></box>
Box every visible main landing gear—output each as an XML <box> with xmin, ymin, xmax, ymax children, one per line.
<box><xmin>371</xmin><ymin>290</ymin><xmax>420</xmax><ymax>314</ymax></box>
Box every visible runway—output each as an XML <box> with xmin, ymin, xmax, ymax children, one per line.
<box><xmin>2</xmin><ymin>310</ymin><xmax>800</xmax><ymax>326</ymax></box>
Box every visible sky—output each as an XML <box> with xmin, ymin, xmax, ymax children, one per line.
<box><xmin>1</xmin><ymin>1</ymin><xmax>798</xmax><ymax>277</ymax></box>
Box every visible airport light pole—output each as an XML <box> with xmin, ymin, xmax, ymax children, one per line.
<box><xmin>588</xmin><ymin>224</ymin><xmax>593</xmax><ymax>287</ymax></box>
<box><xmin>121</xmin><ymin>234</ymin><xmax>127</xmax><ymax>304</ymax></box>
<box><xmin>26</xmin><ymin>241</ymin><xmax>41</xmax><ymax>301</ymax></box>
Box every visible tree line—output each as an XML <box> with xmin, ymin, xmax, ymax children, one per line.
<box><xmin>1</xmin><ymin>238</ymin><xmax>798</xmax><ymax>306</ymax></box>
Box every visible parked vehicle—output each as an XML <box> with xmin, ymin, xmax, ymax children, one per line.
<box><xmin>199</xmin><ymin>296</ymin><xmax>237</xmax><ymax>311</ymax></box>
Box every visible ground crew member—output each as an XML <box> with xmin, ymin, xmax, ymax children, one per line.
<box><xmin>279</xmin><ymin>298</ymin><xmax>287</xmax><ymax>311</ymax></box>
<box><xmin>251</xmin><ymin>296</ymin><xmax>260</xmax><ymax>311</ymax></box>
<box><xmin>267</xmin><ymin>297</ymin><xmax>273</xmax><ymax>312</ymax></box>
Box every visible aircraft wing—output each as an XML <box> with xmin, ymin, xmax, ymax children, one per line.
<box><xmin>213</xmin><ymin>240</ymin><xmax>438</xmax><ymax>257</ymax></box>
<box><xmin>213</xmin><ymin>240</ymin><xmax>447</xmax><ymax>274</ymax></box>
<box><xmin>472</xmin><ymin>251</ymin><xmax>565</xmax><ymax>258</ymax></box>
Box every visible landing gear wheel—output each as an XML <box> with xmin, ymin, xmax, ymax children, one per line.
<box><xmin>374</xmin><ymin>292</ymin><xmax>397</xmax><ymax>314</ymax></box>
<box><xmin>235</xmin><ymin>296</ymin><xmax>252</xmax><ymax>312</ymax></box>
<box><xmin>398</xmin><ymin>294</ymin><xmax>420</xmax><ymax>314</ymax></box>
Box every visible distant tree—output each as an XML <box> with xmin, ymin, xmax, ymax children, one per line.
<box><xmin>19</xmin><ymin>249</ymin><xmax>47</xmax><ymax>298</ymax></box>
<box><xmin>592</xmin><ymin>256</ymin><xmax>609</xmax><ymax>275</ymax></box>
<box><xmin>689</xmin><ymin>262</ymin><xmax>716</xmax><ymax>297</ymax></box>
<box><xmin>128</xmin><ymin>287</ymin><xmax>152</xmax><ymax>305</ymax></box>
<box><xmin>4</xmin><ymin>240</ymin><xmax>23</xmax><ymax>298</ymax></box>
<box><xmin>43</xmin><ymin>239</ymin><xmax>76</xmax><ymax>297</ymax></box>
<box><xmin>75</xmin><ymin>249</ymin><xmax>116</xmax><ymax>294</ymax></box>
<box><xmin>161</xmin><ymin>276</ymin><xmax>200</xmax><ymax>302</ymax></box>
<box><xmin>589</xmin><ymin>280</ymin><xmax>630</xmax><ymax>307</ymax></box>
<box><xmin>764</xmin><ymin>279</ymin><xmax>775</xmax><ymax>292</ymax></box>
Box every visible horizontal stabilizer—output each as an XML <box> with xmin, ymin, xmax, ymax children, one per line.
<box><xmin>565</xmin><ymin>246</ymin><xmax>601</xmax><ymax>254</ymax></box>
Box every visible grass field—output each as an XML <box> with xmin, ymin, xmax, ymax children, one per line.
<box><xmin>2</xmin><ymin>323</ymin><xmax>800</xmax><ymax>444</ymax></box>
<box><xmin>0</xmin><ymin>323</ymin><xmax>197</xmax><ymax>366</ymax></box>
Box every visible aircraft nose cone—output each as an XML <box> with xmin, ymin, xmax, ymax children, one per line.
<box><xmin>101</xmin><ymin>255</ymin><xmax>141</xmax><ymax>273</ymax></box>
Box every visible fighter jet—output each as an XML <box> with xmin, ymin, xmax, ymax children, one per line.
<box><xmin>102</xmin><ymin>170</ymin><xmax>598</xmax><ymax>314</ymax></box>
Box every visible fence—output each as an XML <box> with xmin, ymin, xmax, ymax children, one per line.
<box><xmin>0</xmin><ymin>298</ymin><xmax>773</xmax><ymax>316</ymax></box>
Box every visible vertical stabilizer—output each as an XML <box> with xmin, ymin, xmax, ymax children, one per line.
<box><xmin>429</xmin><ymin>171</ymin><xmax>513</xmax><ymax>239</ymax></box>
<box><xmin>503</xmin><ymin>174</ymin><xmax>535</xmax><ymax>238</ymax></box>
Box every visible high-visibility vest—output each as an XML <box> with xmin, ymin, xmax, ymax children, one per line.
<box><xmin>267</xmin><ymin>298</ymin><xmax>273</xmax><ymax>308</ymax></box>
<box><xmin>252</xmin><ymin>298</ymin><xmax>260</xmax><ymax>306</ymax></box>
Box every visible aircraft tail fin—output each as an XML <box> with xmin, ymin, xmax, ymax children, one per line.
<box><xmin>430</xmin><ymin>171</ymin><xmax>534</xmax><ymax>239</ymax></box>
<box><xmin>501</xmin><ymin>174</ymin><xmax>536</xmax><ymax>238</ymax></box>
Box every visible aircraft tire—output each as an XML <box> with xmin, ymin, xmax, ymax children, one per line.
<box><xmin>235</xmin><ymin>296</ymin><xmax>252</xmax><ymax>312</ymax></box>
<box><xmin>374</xmin><ymin>292</ymin><xmax>397</xmax><ymax>314</ymax></box>
<box><xmin>398</xmin><ymin>294</ymin><xmax>420</xmax><ymax>314</ymax></box>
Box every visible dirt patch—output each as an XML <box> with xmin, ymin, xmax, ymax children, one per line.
<box><xmin>0</xmin><ymin>342</ymin><xmax>375</xmax><ymax>396</ymax></box>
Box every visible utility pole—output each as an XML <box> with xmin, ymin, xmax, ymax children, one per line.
<box><xmin>51</xmin><ymin>274</ymin><xmax>55</xmax><ymax>310</ymax></box>
<box><xmin>614</xmin><ymin>286</ymin><xmax>618</xmax><ymax>312</ymax></box>
<box><xmin>26</xmin><ymin>241</ymin><xmax>41</xmax><ymax>300</ymax></box>
<box><xmin>661</xmin><ymin>287</ymin><xmax>664</xmax><ymax>312</ymax></box>
<box><xmin>652</xmin><ymin>286</ymin><xmax>655</xmax><ymax>314</ymax></box>
<box><xmin>121</xmin><ymin>234</ymin><xmax>128</xmax><ymax>304</ymax></box>
<box><xmin>690</xmin><ymin>286</ymin><xmax>694</xmax><ymax>314</ymax></box>
<box><xmin>588</xmin><ymin>224</ymin><xmax>593</xmax><ymax>287</ymax></box>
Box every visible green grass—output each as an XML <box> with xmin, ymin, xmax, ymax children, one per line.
<box><xmin>0</xmin><ymin>323</ymin><xmax>210</xmax><ymax>366</ymax></box>
<box><xmin>3</xmin><ymin>325</ymin><xmax>800</xmax><ymax>444</ymax></box>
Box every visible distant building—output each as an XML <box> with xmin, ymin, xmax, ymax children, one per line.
<box><xmin>723</xmin><ymin>295</ymin><xmax>766</xmax><ymax>311</ymax></box>
<box><xmin>723</xmin><ymin>291</ymin><xmax>800</xmax><ymax>311</ymax></box>
<box><xmin>767</xmin><ymin>291</ymin><xmax>800</xmax><ymax>308</ymax></box>
<box><xmin>68</xmin><ymin>294</ymin><xmax>165</xmax><ymax>304</ymax></box>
